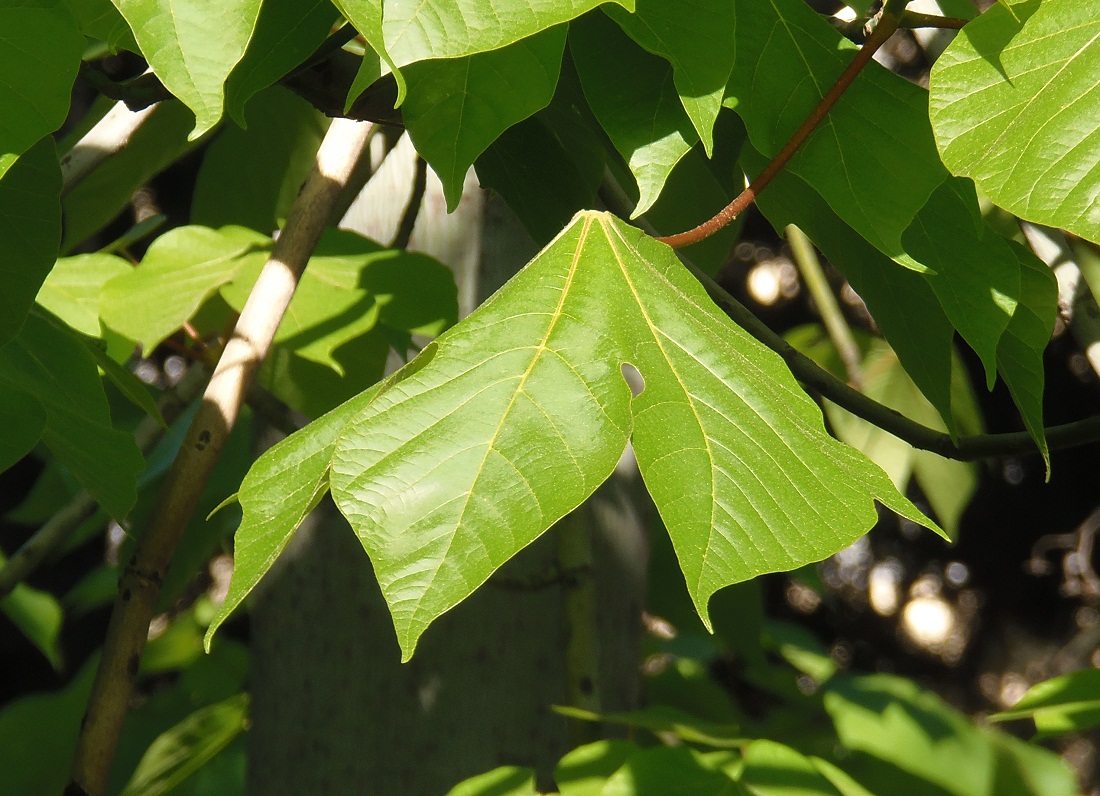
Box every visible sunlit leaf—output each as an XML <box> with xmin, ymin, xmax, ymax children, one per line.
<box><xmin>444</xmin><ymin>766</ymin><xmax>537</xmax><ymax>796</ymax></box>
<box><xmin>100</xmin><ymin>225</ymin><xmax>270</xmax><ymax>351</ymax></box>
<box><xmin>741</xmin><ymin>740</ymin><xmax>846</xmax><ymax>796</ymax></box>
<box><xmin>604</xmin><ymin>0</ymin><xmax>735</xmax><ymax>155</ymax></box>
<box><xmin>929</xmin><ymin>0</ymin><xmax>1100</xmax><ymax>244</ymax></box>
<box><xmin>555</xmin><ymin>740</ymin><xmax>636</xmax><ymax>796</ymax></box>
<box><xmin>601</xmin><ymin>746</ymin><xmax>744</xmax><ymax>795</ymax></box>
<box><xmin>110</xmin><ymin>0</ymin><xmax>264</xmax><ymax>138</ymax></box>
<box><xmin>571</xmin><ymin>13</ymin><xmax>697</xmax><ymax>216</ymax></box>
<box><xmin>0</xmin><ymin>550</ymin><xmax>64</xmax><ymax>669</ymax></box>
<box><xmin>329</xmin><ymin>212</ymin><xmax>938</xmax><ymax>659</ymax></box>
<box><xmin>35</xmin><ymin>253</ymin><xmax>131</xmax><ymax>337</ymax></box>
<box><xmin>991</xmin><ymin>668</ymin><xmax>1100</xmax><ymax>738</ymax></box>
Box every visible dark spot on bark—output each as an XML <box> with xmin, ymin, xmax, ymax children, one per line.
<box><xmin>121</xmin><ymin>588</ymin><xmax>131</xmax><ymax>601</ymax></box>
<box><xmin>579</xmin><ymin>676</ymin><xmax>594</xmax><ymax>696</ymax></box>
<box><xmin>196</xmin><ymin>429</ymin><xmax>212</xmax><ymax>451</ymax></box>
<box><xmin>128</xmin><ymin>653</ymin><xmax>140</xmax><ymax>678</ymax></box>
<box><xmin>63</xmin><ymin>783</ymin><xmax>90</xmax><ymax>796</ymax></box>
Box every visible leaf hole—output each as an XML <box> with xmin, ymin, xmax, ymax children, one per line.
<box><xmin>621</xmin><ymin>362</ymin><xmax>644</xmax><ymax>398</ymax></box>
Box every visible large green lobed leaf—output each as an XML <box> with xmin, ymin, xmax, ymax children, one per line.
<box><xmin>327</xmin><ymin>212</ymin><xmax>939</xmax><ymax>659</ymax></box>
<box><xmin>929</xmin><ymin>0</ymin><xmax>1100</xmax><ymax>245</ymax></box>
<box><xmin>110</xmin><ymin>0</ymin><xmax>264</xmax><ymax>138</ymax></box>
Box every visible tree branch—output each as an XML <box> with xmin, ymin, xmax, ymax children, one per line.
<box><xmin>688</xmin><ymin>262</ymin><xmax>1100</xmax><ymax>461</ymax></box>
<box><xmin>656</xmin><ymin>9</ymin><xmax>900</xmax><ymax>248</ymax></box>
<box><xmin>67</xmin><ymin>118</ymin><xmax>375</xmax><ymax>796</ymax></box>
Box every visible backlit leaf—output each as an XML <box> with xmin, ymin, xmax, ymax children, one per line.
<box><xmin>100</xmin><ymin>225</ymin><xmax>270</xmax><ymax>351</ymax></box>
<box><xmin>929</xmin><ymin>0</ymin><xmax>1100</xmax><ymax>244</ymax></box>
<box><xmin>35</xmin><ymin>253</ymin><xmax>131</xmax><ymax>337</ymax></box>
<box><xmin>329</xmin><ymin>212</ymin><xmax>937</xmax><ymax>659</ymax></box>
<box><xmin>604</xmin><ymin>0</ymin><xmax>735</xmax><ymax>155</ymax></box>
<box><xmin>990</xmin><ymin>668</ymin><xmax>1100</xmax><ymax>739</ymax></box>
<box><xmin>110</xmin><ymin>0</ymin><xmax>264</xmax><ymax>138</ymax></box>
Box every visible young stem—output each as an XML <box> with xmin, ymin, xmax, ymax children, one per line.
<box><xmin>786</xmin><ymin>225</ymin><xmax>865</xmax><ymax>389</ymax></box>
<box><xmin>656</xmin><ymin>11</ymin><xmax>900</xmax><ymax>248</ymax></box>
<box><xmin>66</xmin><ymin>118</ymin><xmax>375</xmax><ymax>796</ymax></box>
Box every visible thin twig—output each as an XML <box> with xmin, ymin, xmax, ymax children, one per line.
<box><xmin>67</xmin><ymin>118</ymin><xmax>374</xmax><ymax>796</ymax></box>
<box><xmin>656</xmin><ymin>11</ymin><xmax>900</xmax><ymax>248</ymax></box>
<box><xmin>786</xmin><ymin>224</ymin><xmax>864</xmax><ymax>390</ymax></box>
<box><xmin>0</xmin><ymin>364</ymin><xmax>211</xmax><ymax>599</ymax></box>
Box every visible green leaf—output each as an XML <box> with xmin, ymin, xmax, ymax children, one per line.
<box><xmin>0</xmin><ymin>0</ymin><xmax>83</xmax><ymax>163</ymax></box>
<box><xmin>0</xmin><ymin>655</ymin><xmax>97</xmax><ymax>795</ymax></box>
<box><xmin>825</xmin><ymin>674</ymin><xmax>994</xmax><ymax>796</ymax></box>
<box><xmin>555</xmin><ymin>740</ymin><xmax>636</xmax><ymax>796</ymax></box>
<box><xmin>601</xmin><ymin>746</ymin><xmax>744</xmax><ymax>795</ymax></box>
<box><xmin>741</xmin><ymin>740</ymin><xmax>846</xmax><ymax>796</ymax></box>
<box><xmin>332</xmin><ymin>0</ymin><xmax>406</xmax><ymax>107</ymax></box>
<box><xmin>746</xmin><ymin>147</ymin><xmax>956</xmax><ymax>431</ymax></box>
<box><xmin>0</xmin><ymin>550</ymin><xmax>64</xmax><ymax>668</ymax></box>
<box><xmin>403</xmin><ymin>25</ymin><xmax>567</xmax><ymax>211</ymax></box>
<box><xmin>989</xmin><ymin>728</ymin><xmax>1077</xmax><ymax>796</ymax></box>
<box><xmin>0</xmin><ymin>309</ymin><xmax>144</xmax><ymax>518</ymax></box>
<box><xmin>902</xmin><ymin>179</ymin><xmax>1019</xmax><ymax>386</ymax></box>
<box><xmin>119</xmin><ymin>693</ymin><xmax>249</xmax><ymax>796</ymax></box>
<box><xmin>63</xmin><ymin>0</ymin><xmax>137</xmax><ymax>51</ymax></box>
<box><xmin>571</xmin><ymin>12</ymin><xmax>697</xmax><ymax>216</ymax></box>
<box><xmin>0</xmin><ymin>386</ymin><xmax>45</xmax><ymax>472</ymax></box>
<box><xmin>604</xmin><ymin>0</ymin><xmax>735</xmax><ymax>156</ymax></box>
<box><xmin>0</xmin><ymin>137</ymin><xmax>62</xmax><ymax>346</ymax></box>
<box><xmin>726</xmin><ymin>0</ymin><xmax>947</xmax><ymax>270</ymax></box>
<box><xmin>223</xmin><ymin>0</ymin><xmax>338</xmax><ymax>127</ymax></box>
<box><xmin>379</xmin><ymin>0</ymin><xmax>633</xmax><ymax>65</ymax></box>
<box><xmin>929</xmin><ymin>0</ymin><xmax>1100</xmax><ymax>245</ymax></box>
<box><xmin>203</xmin><ymin>384</ymin><xmax>385</xmax><ymax>650</ymax></box>
<box><xmin>329</xmin><ymin>212</ymin><xmax>938</xmax><ymax>660</ymax></box>
<box><xmin>193</xmin><ymin>88</ymin><xmax>329</xmax><ymax>233</ymax></box>
<box><xmin>220</xmin><ymin>229</ymin><xmax>457</xmax><ymax>373</ymax></box>
<box><xmin>100</xmin><ymin>225</ymin><xmax>270</xmax><ymax>351</ymax></box>
<box><xmin>554</xmin><ymin>705</ymin><xmax>743</xmax><ymax>748</ymax></box>
<box><xmin>82</xmin><ymin>337</ymin><xmax>166</xmax><ymax>426</ymax></box>
<box><xmin>444</xmin><ymin>766</ymin><xmax>538</xmax><ymax>796</ymax></box>
<box><xmin>990</xmin><ymin>668</ymin><xmax>1100</xmax><ymax>738</ymax></box>
<box><xmin>62</xmin><ymin>100</ymin><xmax>199</xmax><ymax>250</ymax></box>
<box><xmin>110</xmin><ymin>0</ymin><xmax>264</xmax><ymax>138</ymax></box>
<box><xmin>35</xmin><ymin>253</ymin><xmax>131</xmax><ymax>337</ymax></box>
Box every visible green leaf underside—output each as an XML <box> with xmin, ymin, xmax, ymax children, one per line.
<box><xmin>929</xmin><ymin>0</ymin><xmax>1100</xmax><ymax>245</ymax></box>
<box><xmin>332</xmin><ymin>0</ymin><xmax>406</xmax><ymax>108</ymax></box>
<box><xmin>604</xmin><ymin>0</ymin><xmax>735</xmax><ymax>156</ymax></box>
<box><xmin>0</xmin><ymin>2</ymin><xmax>83</xmax><ymax>162</ymax></box>
<box><xmin>727</xmin><ymin>0</ymin><xmax>947</xmax><ymax>269</ymax></box>
<box><xmin>0</xmin><ymin>309</ymin><xmax>143</xmax><ymax>518</ymax></box>
<box><xmin>204</xmin><ymin>384</ymin><xmax>384</xmax><ymax>650</ymax></box>
<box><xmin>403</xmin><ymin>25</ymin><xmax>567</xmax><ymax>211</ymax></box>
<box><xmin>111</xmin><ymin>0</ymin><xmax>264</xmax><ymax>138</ymax></box>
<box><xmin>327</xmin><ymin>211</ymin><xmax>937</xmax><ymax>660</ymax></box>
<box><xmin>380</xmin><ymin>0</ymin><xmax>634</xmax><ymax>65</ymax></box>
<box><xmin>570</xmin><ymin>13</ymin><xmax>698</xmax><ymax>216</ymax></box>
<box><xmin>100</xmin><ymin>225</ymin><xmax>270</xmax><ymax>351</ymax></box>
<box><xmin>0</xmin><ymin>138</ymin><xmax>62</xmax><ymax>346</ymax></box>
